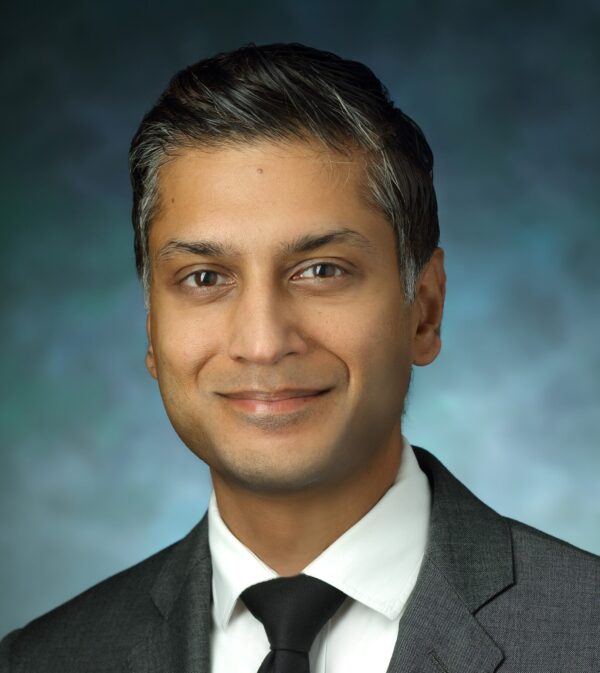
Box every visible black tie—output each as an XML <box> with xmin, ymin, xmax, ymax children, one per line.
<box><xmin>240</xmin><ymin>574</ymin><xmax>347</xmax><ymax>673</ymax></box>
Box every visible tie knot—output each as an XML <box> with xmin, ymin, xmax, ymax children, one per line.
<box><xmin>240</xmin><ymin>574</ymin><xmax>346</xmax><ymax>654</ymax></box>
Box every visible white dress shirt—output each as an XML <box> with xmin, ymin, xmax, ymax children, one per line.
<box><xmin>208</xmin><ymin>436</ymin><xmax>431</xmax><ymax>673</ymax></box>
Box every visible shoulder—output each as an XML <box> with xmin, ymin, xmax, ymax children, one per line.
<box><xmin>1</xmin><ymin>538</ymin><xmax>181</xmax><ymax>673</ymax></box>
<box><xmin>478</xmin><ymin>515</ymin><xmax>600</xmax><ymax>666</ymax></box>
<box><xmin>505</xmin><ymin>514</ymin><xmax>600</xmax><ymax>599</ymax></box>
<box><xmin>416</xmin><ymin>444</ymin><xmax>600</xmax><ymax>590</ymax></box>
<box><xmin>415</xmin><ymin>445</ymin><xmax>600</xmax><ymax>661</ymax></box>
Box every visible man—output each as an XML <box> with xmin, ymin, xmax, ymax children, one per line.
<box><xmin>1</xmin><ymin>42</ymin><xmax>598</xmax><ymax>673</ymax></box>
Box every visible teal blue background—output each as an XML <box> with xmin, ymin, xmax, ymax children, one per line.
<box><xmin>1</xmin><ymin>0</ymin><xmax>599</xmax><ymax>635</ymax></box>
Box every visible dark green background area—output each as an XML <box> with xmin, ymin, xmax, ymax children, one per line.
<box><xmin>1</xmin><ymin>0</ymin><xmax>599</xmax><ymax>635</ymax></box>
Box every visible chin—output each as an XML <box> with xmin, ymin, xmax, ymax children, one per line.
<box><xmin>213</xmin><ymin>447</ymin><xmax>337</xmax><ymax>495</ymax></box>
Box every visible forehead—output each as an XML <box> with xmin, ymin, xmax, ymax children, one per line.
<box><xmin>149</xmin><ymin>139</ymin><xmax>389</xmax><ymax>257</ymax></box>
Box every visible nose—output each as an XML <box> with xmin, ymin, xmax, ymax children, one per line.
<box><xmin>227</xmin><ymin>280</ymin><xmax>309</xmax><ymax>365</ymax></box>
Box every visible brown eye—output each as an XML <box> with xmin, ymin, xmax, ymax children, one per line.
<box><xmin>181</xmin><ymin>270</ymin><xmax>226</xmax><ymax>288</ymax></box>
<box><xmin>194</xmin><ymin>271</ymin><xmax>219</xmax><ymax>286</ymax></box>
<box><xmin>295</xmin><ymin>263</ymin><xmax>346</xmax><ymax>280</ymax></box>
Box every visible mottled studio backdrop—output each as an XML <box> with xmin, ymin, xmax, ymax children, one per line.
<box><xmin>1</xmin><ymin>0</ymin><xmax>599</xmax><ymax>635</ymax></box>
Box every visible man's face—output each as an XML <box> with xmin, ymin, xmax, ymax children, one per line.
<box><xmin>146</xmin><ymin>139</ymin><xmax>435</xmax><ymax>495</ymax></box>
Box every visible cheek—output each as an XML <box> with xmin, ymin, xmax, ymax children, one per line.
<box><xmin>345</xmin><ymin>298</ymin><xmax>410</xmax><ymax>396</ymax></box>
<box><xmin>153</xmin><ymin>308</ymin><xmax>219</xmax><ymax>376</ymax></box>
<box><xmin>311</xmin><ymin>293</ymin><xmax>407</xmax><ymax>379</ymax></box>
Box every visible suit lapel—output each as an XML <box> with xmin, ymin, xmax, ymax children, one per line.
<box><xmin>386</xmin><ymin>447</ymin><xmax>515</xmax><ymax>673</ymax></box>
<box><xmin>127</xmin><ymin>515</ymin><xmax>213</xmax><ymax>673</ymax></box>
<box><xmin>386</xmin><ymin>561</ymin><xmax>504</xmax><ymax>673</ymax></box>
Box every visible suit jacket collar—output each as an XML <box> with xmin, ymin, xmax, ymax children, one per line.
<box><xmin>384</xmin><ymin>447</ymin><xmax>514</xmax><ymax>673</ymax></box>
<box><xmin>127</xmin><ymin>446</ymin><xmax>514</xmax><ymax>673</ymax></box>
<box><xmin>415</xmin><ymin>446</ymin><xmax>514</xmax><ymax>612</ymax></box>
<box><xmin>127</xmin><ymin>516</ymin><xmax>212</xmax><ymax>673</ymax></box>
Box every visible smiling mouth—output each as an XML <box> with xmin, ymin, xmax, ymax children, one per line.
<box><xmin>219</xmin><ymin>389</ymin><xmax>331</xmax><ymax>415</ymax></box>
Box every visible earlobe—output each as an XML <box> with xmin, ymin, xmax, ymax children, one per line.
<box><xmin>412</xmin><ymin>248</ymin><xmax>446</xmax><ymax>367</ymax></box>
<box><xmin>145</xmin><ymin>312</ymin><xmax>158</xmax><ymax>380</ymax></box>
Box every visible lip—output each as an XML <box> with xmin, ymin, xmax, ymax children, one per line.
<box><xmin>219</xmin><ymin>388</ymin><xmax>329</xmax><ymax>401</ymax></box>
<box><xmin>219</xmin><ymin>389</ymin><xmax>331</xmax><ymax>415</ymax></box>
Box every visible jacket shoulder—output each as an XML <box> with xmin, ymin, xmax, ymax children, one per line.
<box><xmin>1</xmin><ymin>539</ymin><xmax>179</xmax><ymax>673</ymax></box>
<box><xmin>506</xmin><ymin>515</ymin><xmax>600</xmax><ymax>600</ymax></box>
<box><xmin>478</xmin><ymin>516</ymin><xmax>600</xmax><ymax>669</ymax></box>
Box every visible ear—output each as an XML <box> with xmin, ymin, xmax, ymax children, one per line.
<box><xmin>145</xmin><ymin>311</ymin><xmax>158</xmax><ymax>380</ymax></box>
<box><xmin>412</xmin><ymin>247</ymin><xmax>446</xmax><ymax>366</ymax></box>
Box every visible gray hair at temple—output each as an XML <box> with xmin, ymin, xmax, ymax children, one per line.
<box><xmin>129</xmin><ymin>42</ymin><xmax>439</xmax><ymax>310</ymax></box>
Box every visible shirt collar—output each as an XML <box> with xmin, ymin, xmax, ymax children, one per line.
<box><xmin>208</xmin><ymin>435</ymin><xmax>431</xmax><ymax>628</ymax></box>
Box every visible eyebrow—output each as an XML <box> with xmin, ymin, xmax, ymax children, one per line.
<box><xmin>157</xmin><ymin>227</ymin><xmax>377</xmax><ymax>262</ymax></box>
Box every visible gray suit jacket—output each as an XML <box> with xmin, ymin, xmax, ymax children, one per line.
<box><xmin>1</xmin><ymin>446</ymin><xmax>599</xmax><ymax>672</ymax></box>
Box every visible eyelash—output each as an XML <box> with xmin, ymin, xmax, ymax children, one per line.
<box><xmin>179</xmin><ymin>262</ymin><xmax>348</xmax><ymax>291</ymax></box>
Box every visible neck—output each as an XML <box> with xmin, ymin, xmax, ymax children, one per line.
<box><xmin>210</xmin><ymin>428</ymin><xmax>404</xmax><ymax>576</ymax></box>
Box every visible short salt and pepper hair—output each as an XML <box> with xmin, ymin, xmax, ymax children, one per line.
<box><xmin>129</xmin><ymin>43</ymin><xmax>439</xmax><ymax>310</ymax></box>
